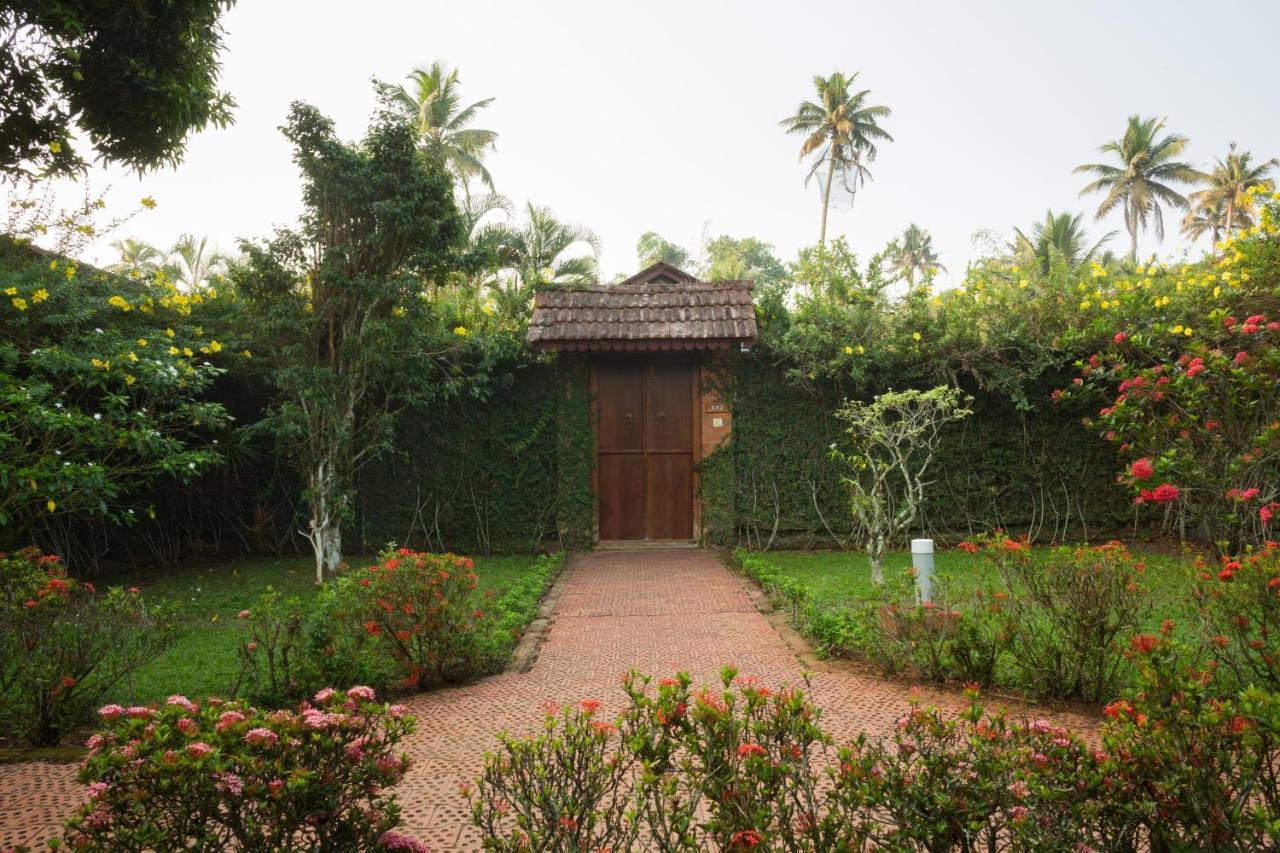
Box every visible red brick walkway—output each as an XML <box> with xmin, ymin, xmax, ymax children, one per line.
<box><xmin>0</xmin><ymin>549</ymin><xmax>1100</xmax><ymax>849</ymax></box>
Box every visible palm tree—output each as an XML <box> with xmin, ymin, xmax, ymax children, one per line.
<box><xmin>779</xmin><ymin>72</ymin><xmax>892</xmax><ymax>245</ymax></box>
<box><xmin>1181</xmin><ymin>198</ymin><xmax>1229</xmax><ymax>248</ymax></box>
<box><xmin>1013</xmin><ymin>210</ymin><xmax>1114</xmax><ymax>275</ymax></box>
<box><xmin>168</xmin><ymin>234</ymin><xmax>229</xmax><ymax>288</ymax></box>
<box><xmin>387</xmin><ymin>61</ymin><xmax>498</xmax><ymax>193</ymax></box>
<box><xmin>1075</xmin><ymin>116</ymin><xmax>1202</xmax><ymax>260</ymax></box>
<box><xmin>109</xmin><ymin>238</ymin><xmax>163</xmax><ymax>277</ymax></box>
<box><xmin>481</xmin><ymin>203</ymin><xmax>599</xmax><ymax>313</ymax></box>
<box><xmin>1190</xmin><ymin>143</ymin><xmax>1277</xmax><ymax>237</ymax></box>
<box><xmin>888</xmin><ymin>224</ymin><xmax>944</xmax><ymax>286</ymax></box>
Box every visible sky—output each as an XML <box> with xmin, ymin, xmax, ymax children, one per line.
<box><xmin>23</xmin><ymin>0</ymin><xmax>1280</xmax><ymax>287</ymax></box>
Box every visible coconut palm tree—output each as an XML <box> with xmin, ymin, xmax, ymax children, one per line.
<box><xmin>1013</xmin><ymin>210</ymin><xmax>1115</xmax><ymax>275</ymax></box>
<box><xmin>480</xmin><ymin>203</ymin><xmax>599</xmax><ymax>313</ymax></box>
<box><xmin>387</xmin><ymin>61</ymin><xmax>498</xmax><ymax>193</ymax></box>
<box><xmin>1075</xmin><ymin>116</ymin><xmax>1202</xmax><ymax>260</ymax></box>
<box><xmin>888</xmin><ymin>224</ymin><xmax>944</xmax><ymax>286</ymax></box>
<box><xmin>109</xmin><ymin>238</ymin><xmax>164</xmax><ymax>277</ymax></box>
<box><xmin>168</xmin><ymin>234</ymin><xmax>229</xmax><ymax>288</ymax></box>
<box><xmin>779</xmin><ymin>72</ymin><xmax>892</xmax><ymax>245</ymax></box>
<box><xmin>1190</xmin><ymin>143</ymin><xmax>1277</xmax><ymax>237</ymax></box>
<box><xmin>1181</xmin><ymin>198</ymin><xmax>1229</xmax><ymax>248</ymax></box>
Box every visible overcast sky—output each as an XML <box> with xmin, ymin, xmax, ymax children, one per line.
<box><xmin>29</xmin><ymin>0</ymin><xmax>1280</xmax><ymax>286</ymax></box>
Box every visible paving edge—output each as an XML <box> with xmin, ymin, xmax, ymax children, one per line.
<box><xmin>505</xmin><ymin>557</ymin><xmax>576</xmax><ymax>673</ymax></box>
<box><xmin>720</xmin><ymin>551</ymin><xmax>830</xmax><ymax>671</ymax></box>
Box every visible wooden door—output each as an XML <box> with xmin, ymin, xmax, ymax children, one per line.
<box><xmin>596</xmin><ymin>359</ymin><xmax>694</xmax><ymax>540</ymax></box>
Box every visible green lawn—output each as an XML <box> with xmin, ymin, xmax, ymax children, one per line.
<box><xmin>122</xmin><ymin>554</ymin><xmax>544</xmax><ymax>704</ymax></box>
<box><xmin>757</xmin><ymin>546</ymin><xmax>1197</xmax><ymax>629</ymax></box>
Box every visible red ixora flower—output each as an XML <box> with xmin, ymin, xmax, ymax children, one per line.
<box><xmin>1137</xmin><ymin>483</ymin><xmax>1180</xmax><ymax>505</ymax></box>
<box><xmin>1129</xmin><ymin>458</ymin><xmax>1155</xmax><ymax>481</ymax></box>
<box><xmin>737</xmin><ymin>743</ymin><xmax>768</xmax><ymax>759</ymax></box>
<box><xmin>730</xmin><ymin>830</ymin><xmax>765</xmax><ymax>848</ymax></box>
<box><xmin>1131</xmin><ymin>634</ymin><xmax>1160</xmax><ymax>654</ymax></box>
<box><xmin>1113</xmin><ymin>331</ymin><xmax>1128</xmax><ymax>344</ymax></box>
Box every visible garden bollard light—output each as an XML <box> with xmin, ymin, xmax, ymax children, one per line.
<box><xmin>911</xmin><ymin>538</ymin><xmax>934</xmax><ymax>604</ymax></box>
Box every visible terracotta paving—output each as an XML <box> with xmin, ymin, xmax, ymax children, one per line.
<box><xmin>0</xmin><ymin>549</ymin><xmax>1101</xmax><ymax>850</ymax></box>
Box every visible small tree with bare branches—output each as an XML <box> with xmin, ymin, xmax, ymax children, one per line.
<box><xmin>831</xmin><ymin>386</ymin><xmax>972</xmax><ymax>583</ymax></box>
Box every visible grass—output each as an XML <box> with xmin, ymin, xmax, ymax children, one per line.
<box><xmin>121</xmin><ymin>553</ymin><xmax>546</xmax><ymax>704</ymax></box>
<box><xmin>756</xmin><ymin>545</ymin><xmax>1198</xmax><ymax>629</ymax></box>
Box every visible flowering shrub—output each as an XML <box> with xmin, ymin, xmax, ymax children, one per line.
<box><xmin>1100</xmin><ymin>632</ymin><xmax>1280</xmax><ymax>849</ymax></box>
<box><xmin>230</xmin><ymin>587</ymin><xmax>309</xmax><ymax>706</ymax></box>
<box><xmin>0</xmin><ymin>548</ymin><xmax>176</xmax><ymax>745</ymax></box>
<box><xmin>62</xmin><ymin>686</ymin><xmax>422</xmax><ymax>851</ymax></box>
<box><xmin>341</xmin><ymin>547</ymin><xmax>496</xmax><ymax>690</ymax></box>
<box><xmin>981</xmin><ymin>537</ymin><xmax>1151</xmax><ymax>702</ymax></box>
<box><xmin>472</xmin><ymin>666</ymin><xmax>1280</xmax><ymax>850</ymax></box>
<box><xmin>1192</xmin><ymin>541</ymin><xmax>1280</xmax><ymax>693</ymax></box>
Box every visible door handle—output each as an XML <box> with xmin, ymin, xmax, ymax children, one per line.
<box><xmin>657</xmin><ymin>412</ymin><xmax>666</xmax><ymax>422</ymax></box>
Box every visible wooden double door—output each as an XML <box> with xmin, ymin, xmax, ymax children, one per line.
<box><xmin>596</xmin><ymin>358</ymin><xmax>695</xmax><ymax>541</ymax></box>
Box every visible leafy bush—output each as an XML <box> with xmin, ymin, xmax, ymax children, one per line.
<box><xmin>0</xmin><ymin>547</ymin><xmax>176</xmax><ymax>745</ymax></box>
<box><xmin>1192</xmin><ymin>541</ymin><xmax>1280</xmax><ymax>693</ymax></box>
<box><xmin>229</xmin><ymin>587</ymin><xmax>309</xmax><ymax>706</ymax></box>
<box><xmin>983</xmin><ymin>537</ymin><xmax>1151</xmax><ymax>702</ymax></box>
<box><xmin>471</xmin><ymin>665</ymin><xmax>1280</xmax><ymax>851</ymax></box>
<box><xmin>62</xmin><ymin>686</ymin><xmax>422</xmax><ymax>851</ymax></box>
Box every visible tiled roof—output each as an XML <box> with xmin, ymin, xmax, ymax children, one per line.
<box><xmin>527</xmin><ymin>263</ymin><xmax>756</xmax><ymax>351</ymax></box>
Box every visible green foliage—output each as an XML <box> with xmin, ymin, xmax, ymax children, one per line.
<box><xmin>0</xmin><ymin>1</ymin><xmax>236</xmax><ymax>178</ymax></box>
<box><xmin>555</xmin><ymin>359</ymin><xmax>595</xmax><ymax>549</ymax></box>
<box><xmin>0</xmin><ymin>548</ymin><xmax>177</xmax><ymax>746</ymax></box>
<box><xmin>635</xmin><ymin>231</ymin><xmax>690</xmax><ymax>269</ymax></box>
<box><xmin>229</xmin><ymin>93</ymin><xmax>468</xmax><ymax>580</ymax></box>
<box><xmin>0</xmin><ymin>234</ymin><xmax>229</xmax><ymax>549</ymax></box>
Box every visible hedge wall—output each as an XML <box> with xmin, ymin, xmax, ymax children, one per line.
<box><xmin>707</xmin><ymin>351</ymin><xmax>1134</xmax><ymax>549</ymax></box>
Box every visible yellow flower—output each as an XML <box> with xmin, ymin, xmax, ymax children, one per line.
<box><xmin>11</xmin><ymin>297</ymin><xmax>27</xmax><ymax>311</ymax></box>
<box><xmin>126</xmin><ymin>351</ymin><xmax>138</xmax><ymax>362</ymax></box>
<box><xmin>182</xmin><ymin>347</ymin><xmax>193</xmax><ymax>357</ymax></box>
<box><xmin>169</xmin><ymin>346</ymin><xmax>180</xmax><ymax>355</ymax></box>
<box><xmin>140</xmin><ymin>196</ymin><xmax>157</xmax><ymax>210</ymax></box>
<box><xmin>31</xmin><ymin>289</ymin><xmax>48</xmax><ymax>303</ymax></box>
<box><xmin>912</xmin><ymin>332</ymin><xmax>922</xmax><ymax>341</ymax></box>
<box><xmin>391</xmin><ymin>305</ymin><xmax>407</xmax><ymax>318</ymax></box>
<box><xmin>843</xmin><ymin>346</ymin><xmax>854</xmax><ymax>355</ymax></box>
<box><xmin>3</xmin><ymin>287</ymin><xmax>15</xmax><ymax>296</ymax></box>
<box><xmin>482</xmin><ymin>300</ymin><xmax>497</xmax><ymax>315</ymax></box>
<box><xmin>207</xmin><ymin>340</ymin><xmax>222</xmax><ymax>353</ymax></box>
<box><xmin>453</xmin><ymin>326</ymin><xmax>469</xmax><ymax>337</ymax></box>
<box><xmin>1183</xmin><ymin>327</ymin><xmax>1193</xmax><ymax>337</ymax></box>
<box><xmin>857</xmin><ymin>344</ymin><xmax>865</xmax><ymax>354</ymax></box>
<box><xmin>47</xmin><ymin>499</ymin><xmax>56</xmax><ymax>513</ymax></box>
<box><xmin>240</xmin><ymin>350</ymin><xmax>252</xmax><ymax>358</ymax></box>
<box><xmin>48</xmin><ymin>259</ymin><xmax>58</xmax><ymax>270</ymax></box>
<box><xmin>91</xmin><ymin>358</ymin><xmax>109</xmax><ymax>370</ymax></box>
<box><xmin>165</xmin><ymin>328</ymin><xmax>175</xmax><ymax>338</ymax></box>
<box><xmin>48</xmin><ymin>141</ymin><xmax>61</xmax><ymax>154</ymax></box>
<box><xmin>124</xmin><ymin>374</ymin><xmax>136</xmax><ymax>385</ymax></box>
<box><xmin>1171</xmin><ymin>324</ymin><xmax>1184</xmax><ymax>334</ymax></box>
<box><xmin>1018</xmin><ymin>279</ymin><xmax>1028</xmax><ymax>289</ymax></box>
<box><xmin>137</xmin><ymin>338</ymin><xmax>148</xmax><ymax>347</ymax></box>
<box><xmin>108</xmin><ymin>295</ymin><xmax>132</xmax><ymax>312</ymax></box>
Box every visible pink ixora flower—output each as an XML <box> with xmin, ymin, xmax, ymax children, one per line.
<box><xmin>378</xmin><ymin>830</ymin><xmax>430</xmax><ymax>853</ymax></box>
<box><xmin>86</xmin><ymin>782</ymin><xmax>109</xmax><ymax>800</ymax></box>
<box><xmin>176</xmin><ymin>717</ymin><xmax>199</xmax><ymax>736</ymax></box>
<box><xmin>185</xmin><ymin>742</ymin><xmax>213</xmax><ymax>760</ymax></box>
<box><xmin>314</xmin><ymin>687</ymin><xmax>336</xmax><ymax>704</ymax></box>
<box><xmin>244</xmin><ymin>727</ymin><xmax>279</xmax><ymax>748</ymax></box>
<box><xmin>346</xmin><ymin>685</ymin><xmax>376</xmax><ymax>702</ymax></box>
<box><xmin>97</xmin><ymin>704</ymin><xmax>126</xmax><ymax>720</ymax></box>
<box><xmin>85</xmin><ymin>734</ymin><xmax>105</xmax><ymax>751</ymax></box>
<box><xmin>125</xmin><ymin>706</ymin><xmax>153</xmax><ymax>720</ymax></box>
<box><xmin>215</xmin><ymin>710</ymin><xmax>246</xmax><ymax>732</ymax></box>
<box><xmin>214</xmin><ymin>772</ymin><xmax>243</xmax><ymax>796</ymax></box>
<box><xmin>166</xmin><ymin>695</ymin><xmax>198</xmax><ymax>715</ymax></box>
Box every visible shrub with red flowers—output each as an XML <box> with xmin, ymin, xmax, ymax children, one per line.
<box><xmin>61</xmin><ymin>686</ymin><xmax>422</xmax><ymax>851</ymax></box>
<box><xmin>1071</xmin><ymin>304</ymin><xmax>1280</xmax><ymax>553</ymax></box>
<box><xmin>0</xmin><ymin>547</ymin><xmax>176</xmax><ymax>745</ymax></box>
<box><xmin>1192</xmin><ymin>541</ymin><xmax>1280</xmax><ymax>693</ymax></box>
<box><xmin>1099</xmin><ymin>632</ymin><xmax>1280</xmax><ymax>850</ymax></box>
<box><xmin>340</xmin><ymin>547</ymin><xmax>496</xmax><ymax>690</ymax></box>
<box><xmin>976</xmin><ymin>537</ymin><xmax>1151</xmax><ymax>702</ymax></box>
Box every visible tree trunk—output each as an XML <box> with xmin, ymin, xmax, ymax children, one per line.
<box><xmin>1129</xmin><ymin>224</ymin><xmax>1138</xmax><ymax>262</ymax></box>
<box><xmin>819</xmin><ymin>157</ymin><xmax>835</xmax><ymax>246</ymax></box>
<box><xmin>1225</xmin><ymin>200</ymin><xmax>1236</xmax><ymax>236</ymax></box>
<box><xmin>307</xmin><ymin>460</ymin><xmax>344</xmax><ymax>584</ymax></box>
<box><xmin>867</xmin><ymin>537</ymin><xmax>885</xmax><ymax>585</ymax></box>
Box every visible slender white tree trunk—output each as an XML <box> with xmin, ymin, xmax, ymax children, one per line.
<box><xmin>308</xmin><ymin>460</ymin><xmax>344</xmax><ymax>585</ymax></box>
<box><xmin>867</xmin><ymin>536</ymin><xmax>885</xmax><ymax>585</ymax></box>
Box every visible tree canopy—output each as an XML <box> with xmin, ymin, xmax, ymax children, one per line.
<box><xmin>0</xmin><ymin>1</ymin><xmax>237</xmax><ymax>179</ymax></box>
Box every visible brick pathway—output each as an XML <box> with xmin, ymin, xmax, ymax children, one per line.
<box><xmin>0</xmin><ymin>549</ymin><xmax>1100</xmax><ymax>849</ymax></box>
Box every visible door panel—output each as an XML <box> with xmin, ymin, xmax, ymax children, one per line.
<box><xmin>645</xmin><ymin>452</ymin><xmax>693</xmax><ymax>539</ymax></box>
<box><xmin>596</xmin><ymin>358</ymin><xmax>695</xmax><ymax>541</ymax></box>
<box><xmin>598</xmin><ymin>454</ymin><xmax>645</xmax><ymax>540</ymax></box>
<box><xmin>645</xmin><ymin>363</ymin><xmax>693</xmax><ymax>451</ymax></box>
<box><xmin>596</xmin><ymin>364</ymin><xmax>644</xmax><ymax>451</ymax></box>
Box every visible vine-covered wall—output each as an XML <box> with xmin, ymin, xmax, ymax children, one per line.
<box><xmin>709</xmin><ymin>352</ymin><xmax>1134</xmax><ymax>549</ymax></box>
